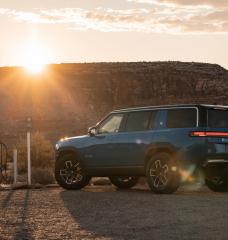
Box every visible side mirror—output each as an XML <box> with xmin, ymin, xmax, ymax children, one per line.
<box><xmin>88</xmin><ymin>126</ymin><xmax>97</xmax><ymax>136</ymax></box>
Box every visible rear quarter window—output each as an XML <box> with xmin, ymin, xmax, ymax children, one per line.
<box><xmin>207</xmin><ymin>109</ymin><xmax>228</xmax><ymax>128</ymax></box>
<box><xmin>166</xmin><ymin>108</ymin><xmax>197</xmax><ymax>128</ymax></box>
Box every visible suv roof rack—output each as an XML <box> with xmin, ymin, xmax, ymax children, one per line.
<box><xmin>112</xmin><ymin>104</ymin><xmax>228</xmax><ymax>113</ymax></box>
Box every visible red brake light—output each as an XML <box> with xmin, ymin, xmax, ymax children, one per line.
<box><xmin>191</xmin><ymin>131</ymin><xmax>207</xmax><ymax>137</ymax></box>
<box><xmin>191</xmin><ymin>131</ymin><xmax>228</xmax><ymax>137</ymax></box>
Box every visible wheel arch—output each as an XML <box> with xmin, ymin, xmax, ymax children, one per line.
<box><xmin>56</xmin><ymin>147</ymin><xmax>82</xmax><ymax>163</ymax></box>
<box><xmin>56</xmin><ymin>146</ymin><xmax>90</xmax><ymax>175</ymax></box>
<box><xmin>144</xmin><ymin>144</ymin><xmax>178</xmax><ymax>169</ymax></box>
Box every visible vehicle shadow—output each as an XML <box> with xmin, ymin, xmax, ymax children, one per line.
<box><xmin>60</xmin><ymin>187</ymin><xmax>154</xmax><ymax>239</ymax></box>
<box><xmin>60</xmin><ymin>185</ymin><xmax>228</xmax><ymax>239</ymax></box>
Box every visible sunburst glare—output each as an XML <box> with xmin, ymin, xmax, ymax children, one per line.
<box><xmin>22</xmin><ymin>34</ymin><xmax>48</xmax><ymax>74</ymax></box>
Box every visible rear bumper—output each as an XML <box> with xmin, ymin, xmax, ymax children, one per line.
<box><xmin>203</xmin><ymin>156</ymin><xmax>228</xmax><ymax>167</ymax></box>
<box><xmin>203</xmin><ymin>153</ymin><xmax>228</xmax><ymax>166</ymax></box>
<box><xmin>206</xmin><ymin>159</ymin><xmax>228</xmax><ymax>164</ymax></box>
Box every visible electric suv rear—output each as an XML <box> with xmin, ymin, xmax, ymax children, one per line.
<box><xmin>55</xmin><ymin>104</ymin><xmax>228</xmax><ymax>193</ymax></box>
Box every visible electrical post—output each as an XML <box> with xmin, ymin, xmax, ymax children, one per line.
<box><xmin>27</xmin><ymin>117</ymin><xmax>32</xmax><ymax>185</ymax></box>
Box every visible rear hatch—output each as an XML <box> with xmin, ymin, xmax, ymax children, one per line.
<box><xmin>191</xmin><ymin>107</ymin><xmax>228</xmax><ymax>162</ymax></box>
<box><xmin>206</xmin><ymin>107</ymin><xmax>228</xmax><ymax>161</ymax></box>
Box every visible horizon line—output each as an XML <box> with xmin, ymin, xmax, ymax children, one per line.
<box><xmin>0</xmin><ymin>60</ymin><xmax>227</xmax><ymax>70</ymax></box>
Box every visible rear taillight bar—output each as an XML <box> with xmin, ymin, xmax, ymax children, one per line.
<box><xmin>191</xmin><ymin>131</ymin><xmax>228</xmax><ymax>137</ymax></box>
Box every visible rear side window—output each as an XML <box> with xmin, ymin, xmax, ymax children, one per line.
<box><xmin>166</xmin><ymin>108</ymin><xmax>197</xmax><ymax>128</ymax></box>
<box><xmin>125</xmin><ymin>111</ymin><xmax>151</xmax><ymax>132</ymax></box>
<box><xmin>208</xmin><ymin>109</ymin><xmax>228</xmax><ymax>128</ymax></box>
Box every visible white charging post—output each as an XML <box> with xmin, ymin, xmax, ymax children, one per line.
<box><xmin>27</xmin><ymin>117</ymin><xmax>32</xmax><ymax>185</ymax></box>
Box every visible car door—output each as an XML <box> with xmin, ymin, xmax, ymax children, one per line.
<box><xmin>109</xmin><ymin>110</ymin><xmax>158</xmax><ymax>168</ymax></box>
<box><xmin>83</xmin><ymin>113</ymin><xmax>125</xmax><ymax>169</ymax></box>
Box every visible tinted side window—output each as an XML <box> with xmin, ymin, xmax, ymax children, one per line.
<box><xmin>98</xmin><ymin>114</ymin><xmax>123</xmax><ymax>134</ymax></box>
<box><xmin>208</xmin><ymin>109</ymin><xmax>228</xmax><ymax>128</ymax></box>
<box><xmin>125</xmin><ymin>111</ymin><xmax>151</xmax><ymax>132</ymax></box>
<box><xmin>167</xmin><ymin>108</ymin><xmax>197</xmax><ymax>128</ymax></box>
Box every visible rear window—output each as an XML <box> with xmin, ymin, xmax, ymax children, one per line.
<box><xmin>167</xmin><ymin>108</ymin><xmax>197</xmax><ymax>128</ymax></box>
<box><xmin>207</xmin><ymin>109</ymin><xmax>228</xmax><ymax>128</ymax></box>
<box><xmin>125</xmin><ymin>111</ymin><xmax>151</xmax><ymax>132</ymax></box>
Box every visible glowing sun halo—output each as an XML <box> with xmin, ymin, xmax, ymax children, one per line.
<box><xmin>22</xmin><ymin>38</ymin><xmax>47</xmax><ymax>74</ymax></box>
<box><xmin>24</xmin><ymin>61</ymin><xmax>45</xmax><ymax>74</ymax></box>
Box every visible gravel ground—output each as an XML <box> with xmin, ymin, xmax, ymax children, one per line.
<box><xmin>0</xmin><ymin>184</ymin><xmax>228</xmax><ymax>240</ymax></box>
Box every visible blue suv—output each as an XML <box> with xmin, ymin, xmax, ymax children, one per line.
<box><xmin>55</xmin><ymin>104</ymin><xmax>228</xmax><ymax>193</ymax></box>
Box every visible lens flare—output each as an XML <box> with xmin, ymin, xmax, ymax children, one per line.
<box><xmin>22</xmin><ymin>33</ymin><xmax>48</xmax><ymax>74</ymax></box>
<box><xmin>24</xmin><ymin>62</ymin><xmax>45</xmax><ymax>74</ymax></box>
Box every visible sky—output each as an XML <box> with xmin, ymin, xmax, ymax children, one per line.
<box><xmin>0</xmin><ymin>0</ymin><xmax>228</xmax><ymax>69</ymax></box>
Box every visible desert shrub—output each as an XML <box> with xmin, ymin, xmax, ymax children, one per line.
<box><xmin>32</xmin><ymin>168</ymin><xmax>55</xmax><ymax>185</ymax></box>
<box><xmin>16</xmin><ymin>132</ymin><xmax>55</xmax><ymax>174</ymax></box>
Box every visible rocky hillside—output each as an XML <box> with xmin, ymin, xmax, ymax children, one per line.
<box><xmin>0</xmin><ymin>61</ymin><xmax>228</xmax><ymax>145</ymax></box>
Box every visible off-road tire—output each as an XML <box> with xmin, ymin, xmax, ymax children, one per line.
<box><xmin>205</xmin><ymin>177</ymin><xmax>228</xmax><ymax>192</ymax></box>
<box><xmin>55</xmin><ymin>154</ymin><xmax>91</xmax><ymax>190</ymax></box>
<box><xmin>146</xmin><ymin>152</ymin><xmax>180</xmax><ymax>194</ymax></box>
<box><xmin>109</xmin><ymin>176</ymin><xmax>139</xmax><ymax>189</ymax></box>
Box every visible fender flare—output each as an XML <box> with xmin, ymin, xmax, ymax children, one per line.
<box><xmin>144</xmin><ymin>143</ymin><xmax>178</xmax><ymax>168</ymax></box>
<box><xmin>56</xmin><ymin>146</ymin><xmax>88</xmax><ymax>170</ymax></box>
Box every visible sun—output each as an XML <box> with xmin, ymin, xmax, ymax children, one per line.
<box><xmin>24</xmin><ymin>61</ymin><xmax>45</xmax><ymax>74</ymax></box>
<box><xmin>22</xmin><ymin>36</ymin><xmax>48</xmax><ymax>74</ymax></box>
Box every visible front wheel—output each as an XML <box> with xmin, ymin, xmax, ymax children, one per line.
<box><xmin>205</xmin><ymin>176</ymin><xmax>228</xmax><ymax>192</ymax></box>
<box><xmin>55</xmin><ymin>154</ymin><xmax>91</xmax><ymax>190</ymax></box>
<box><xmin>109</xmin><ymin>176</ymin><xmax>139</xmax><ymax>189</ymax></box>
<box><xmin>146</xmin><ymin>152</ymin><xmax>180</xmax><ymax>194</ymax></box>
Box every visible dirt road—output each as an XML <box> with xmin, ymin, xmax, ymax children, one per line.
<box><xmin>0</xmin><ymin>185</ymin><xmax>228</xmax><ymax>240</ymax></box>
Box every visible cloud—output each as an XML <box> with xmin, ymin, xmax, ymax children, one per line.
<box><xmin>160</xmin><ymin>0</ymin><xmax>228</xmax><ymax>8</ymax></box>
<box><xmin>1</xmin><ymin>4</ymin><xmax>228</xmax><ymax>34</ymax></box>
<box><xmin>0</xmin><ymin>8</ymin><xmax>157</xmax><ymax>32</ymax></box>
<box><xmin>0</xmin><ymin>8</ymin><xmax>9</xmax><ymax>14</ymax></box>
<box><xmin>128</xmin><ymin>0</ymin><xmax>228</xmax><ymax>8</ymax></box>
<box><xmin>159</xmin><ymin>7</ymin><xmax>228</xmax><ymax>32</ymax></box>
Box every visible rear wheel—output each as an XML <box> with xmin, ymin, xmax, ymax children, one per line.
<box><xmin>205</xmin><ymin>176</ymin><xmax>228</xmax><ymax>192</ymax></box>
<box><xmin>109</xmin><ymin>176</ymin><xmax>139</xmax><ymax>189</ymax></box>
<box><xmin>55</xmin><ymin>154</ymin><xmax>91</xmax><ymax>190</ymax></box>
<box><xmin>146</xmin><ymin>152</ymin><xmax>180</xmax><ymax>194</ymax></box>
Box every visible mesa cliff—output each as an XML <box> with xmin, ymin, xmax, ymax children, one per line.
<box><xmin>0</xmin><ymin>61</ymin><xmax>228</xmax><ymax>145</ymax></box>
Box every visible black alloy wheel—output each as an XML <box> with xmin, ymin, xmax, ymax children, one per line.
<box><xmin>55</xmin><ymin>154</ymin><xmax>91</xmax><ymax>190</ymax></box>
